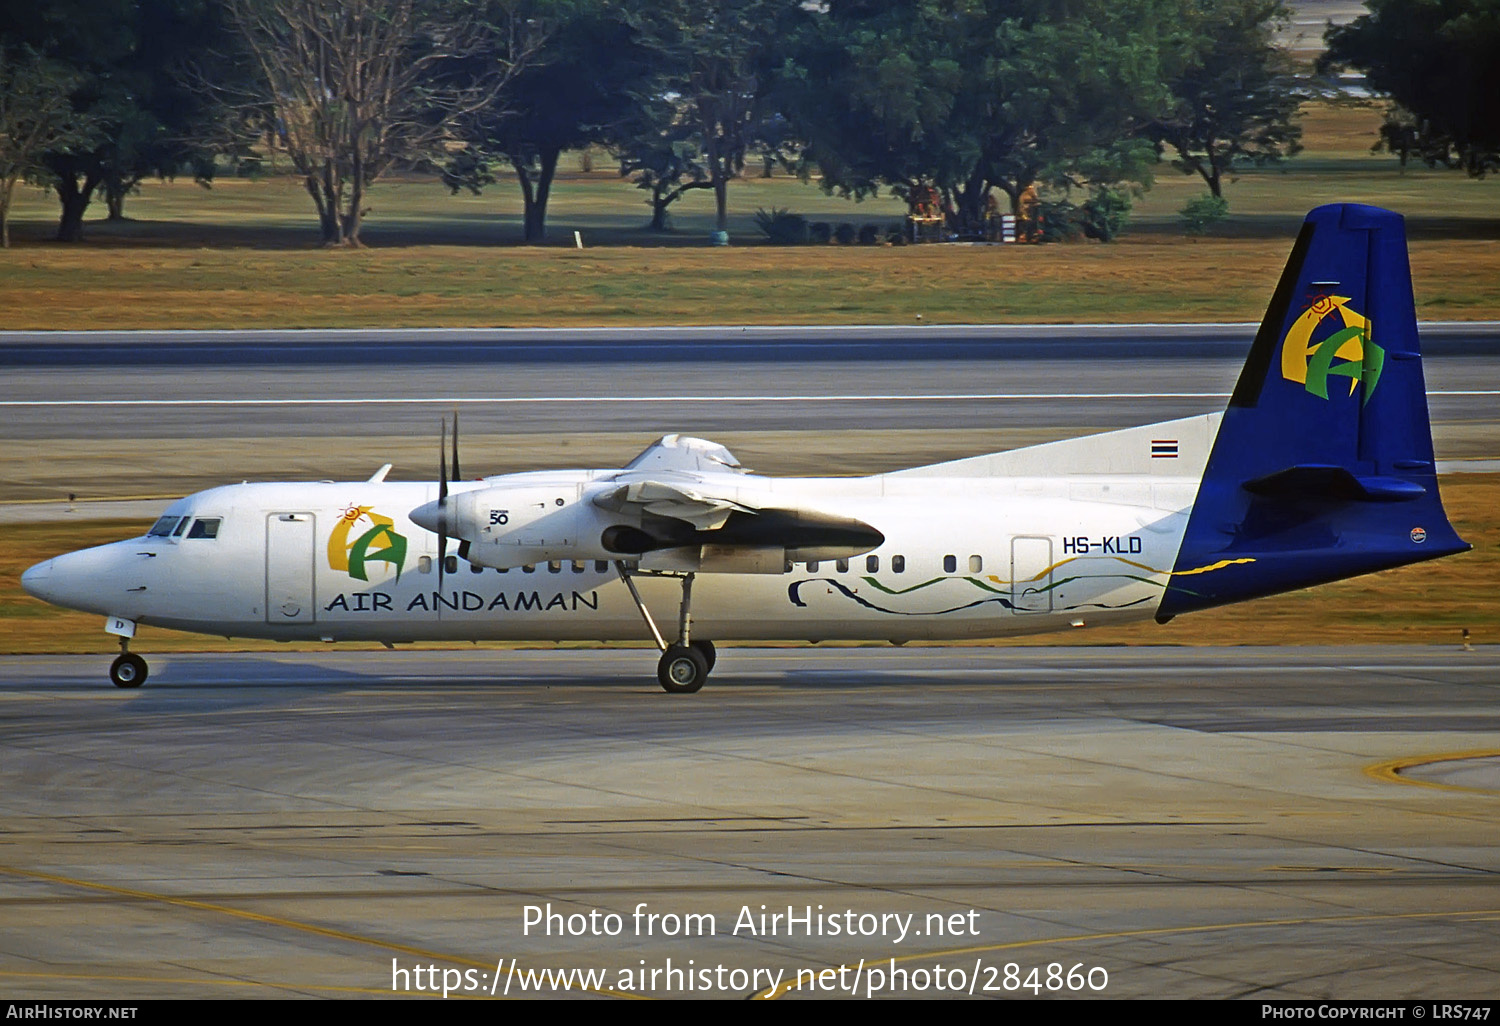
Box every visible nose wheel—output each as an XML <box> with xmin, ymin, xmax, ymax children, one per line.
<box><xmin>109</xmin><ymin>652</ymin><xmax>148</xmax><ymax>688</ymax></box>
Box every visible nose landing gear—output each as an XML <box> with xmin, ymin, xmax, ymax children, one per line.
<box><xmin>109</xmin><ymin>636</ymin><xmax>148</xmax><ymax>689</ymax></box>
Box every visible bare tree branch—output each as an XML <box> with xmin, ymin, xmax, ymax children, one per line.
<box><xmin>218</xmin><ymin>0</ymin><xmax>546</xmax><ymax>246</ymax></box>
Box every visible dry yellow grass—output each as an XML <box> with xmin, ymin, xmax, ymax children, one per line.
<box><xmin>4</xmin><ymin>475</ymin><xmax>1493</xmax><ymax>655</ymax></box>
<box><xmin>3</xmin><ymin>238</ymin><xmax>1499</xmax><ymax>329</ymax></box>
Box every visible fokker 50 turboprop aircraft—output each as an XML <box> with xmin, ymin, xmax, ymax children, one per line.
<box><xmin>22</xmin><ymin>204</ymin><xmax>1470</xmax><ymax>692</ymax></box>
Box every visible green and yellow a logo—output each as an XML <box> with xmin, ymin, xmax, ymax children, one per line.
<box><xmin>329</xmin><ymin>505</ymin><xmax>407</xmax><ymax>582</ymax></box>
<box><xmin>1280</xmin><ymin>295</ymin><xmax>1384</xmax><ymax>404</ymax></box>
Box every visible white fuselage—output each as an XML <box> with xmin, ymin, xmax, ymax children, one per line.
<box><xmin>23</xmin><ymin>468</ymin><xmax>1203</xmax><ymax>646</ymax></box>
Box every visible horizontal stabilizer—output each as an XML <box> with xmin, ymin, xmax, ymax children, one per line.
<box><xmin>1241</xmin><ymin>465</ymin><xmax>1427</xmax><ymax>502</ymax></box>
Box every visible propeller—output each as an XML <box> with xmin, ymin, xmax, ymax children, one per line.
<box><xmin>434</xmin><ymin>411</ymin><xmax>470</xmax><ymax>590</ymax></box>
<box><xmin>437</xmin><ymin>416</ymin><xmax>449</xmax><ymax>589</ymax></box>
<box><xmin>452</xmin><ymin>411</ymin><xmax>470</xmax><ymax>563</ymax></box>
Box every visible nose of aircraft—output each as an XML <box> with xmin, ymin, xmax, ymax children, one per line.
<box><xmin>20</xmin><ymin>558</ymin><xmax>56</xmax><ymax>603</ymax></box>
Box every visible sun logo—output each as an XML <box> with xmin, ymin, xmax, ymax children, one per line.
<box><xmin>328</xmin><ymin>505</ymin><xmax>407</xmax><ymax>582</ymax></box>
<box><xmin>1280</xmin><ymin>294</ymin><xmax>1385</xmax><ymax>404</ymax></box>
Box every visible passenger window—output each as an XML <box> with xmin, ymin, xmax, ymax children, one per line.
<box><xmin>943</xmin><ymin>554</ymin><xmax>957</xmax><ymax>573</ymax></box>
<box><xmin>148</xmin><ymin>516</ymin><xmax>181</xmax><ymax>537</ymax></box>
<box><xmin>548</xmin><ymin>560</ymin><xmax>562</xmax><ymax>573</ymax></box>
<box><xmin>470</xmin><ymin>561</ymin><xmax>484</xmax><ymax>574</ymax></box>
<box><xmin>836</xmin><ymin>558</ymin><xmax>849</xmax><ymax>573</ymax></box>
<box><xmin>418</xmin><ymin>556</ymin><xmax>433</xmax><ymax>574</ymax></box>
<box><xmin>571</xmin><ymin>560</ymin><xmax>586</xmax><ymax>573</ymax></box>
<box><xmin>595</xmin><ymin>560</ymin><xmax>609</xmax><ymax>573</ymax></box>
<box><xmin>866</xmin><ymin>555</ymin><xmax>879</xmax><ymax>573</ymax></box>
<box><xmin>970</xmin><ymin>555</ymin><xmax>983</xmax><ymax>573</ymax></box>
<box><xmin>187</xmin><ymin>518</ymin><xmax>221</xmax><ymax>539</ymax></box>
<box><xmin>807</xmin><ymin>560</ymin><xmax>819</xmax><ymax>573</ymax></box>
<box><xmin>892</xmin><ymin>555</ymin><xmax>906</xmax><ymax>573</ymax></box>
<box><xmin>522</xmin><ymin>564</ymin><xmax>535</xmax><ymax>573</ymax></box>
<box><xmin>445</xmin><ymin>555</ymin><xmax>458</xmax><ymax>575</ymax></box>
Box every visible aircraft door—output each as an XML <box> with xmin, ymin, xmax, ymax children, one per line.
<box><xmin>266</xmin><ymin>512</ymin><xmax>316</xmax><ymax>624</ymax></box>
<box><xmin>1010</xmin><ymin>536</ymin><xmax>1054</xmax><ymax>614</ymax></box>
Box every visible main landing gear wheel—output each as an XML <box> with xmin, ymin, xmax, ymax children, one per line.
<box><xmin>109</xmin><ymin>653</ymin><xmax>148</xmax><ymax>689</ymax></box>
<box><xmin>615</xmin><ymin>564</ymin><xmax>717</xmax><ymax>694</ymax></box>
<box><xmin>658</xmin><ymin>644</ymin><xmax>709</xmax><ymax>694</ymax></box>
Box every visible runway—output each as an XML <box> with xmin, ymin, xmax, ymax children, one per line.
<box><xmin>4</xmin><ymin>325</ymin><xmax>1498</xmax><ymax>442</ymax></box>
<box><xmin>1</xmin><ymin>646</ymin><xmax>1496</xmax><ymax>999</ymax></box>
<box><xmin>3</xmin><ymin>324</ymin><xmax>1498</xmax><ymax>501</ymax></box>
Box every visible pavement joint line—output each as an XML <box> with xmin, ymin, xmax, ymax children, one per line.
<box><xmin>1</xmin><ymin>390</ymin><xmax>1497</xmax><ymax>408</ymax></box>
<box><xmin>0</xmin><ymin>863</ymin><xmax>639</xmax><ymax>1000</ymax></box>
<box><xmin>0</xmin><ymin>970</ymin><xmax>436</xmax><ymax>998</ymax></box>
<box><xmin>3</xmin><ymin>494</ymin><xmax>179</xmax><ymax>506</ymax></box>
<box><xmin>755</xmin><ymin>906</ymin><xmax>1500</xmax><ymax>999</ymax></box>
<box><xmin>1363</xmin><ymin>750</ymin><xmax>1500</xmax><ymax>796</ymax></box>
<box><xmin>2</xmin><ymin>320</ymin><xmax>1497</xmax><ymax>339</ymax></box>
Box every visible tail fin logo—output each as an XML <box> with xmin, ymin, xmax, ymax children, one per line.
<box><xmin>1279</xmin><ymin>295</ymin><xmax>1385</xmax><ymax>404</ymax></box>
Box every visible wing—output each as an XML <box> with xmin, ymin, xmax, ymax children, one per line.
<box><xmin>592</xmin><ymin>479</ymin><xmax>756</xmax><ymax>531</ymax></box>
<box><xmin>592</xmin><ymin>475</ymin><xmax>884</xmax><ymax>571</ymax></box>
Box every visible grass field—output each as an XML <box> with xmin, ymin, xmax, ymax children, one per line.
<box><xmin>2</xmin><ymin>475</ymin><xmax>1494</xmax><ymax>655</ymax></box>
<box><xmin>2</xmin><ymin>102</ymin><xmax>1497</xmax><ymax>329</ymax></box>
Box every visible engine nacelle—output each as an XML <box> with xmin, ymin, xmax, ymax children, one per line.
<box><xmin>412</xmin><ymin>478</ymin><xmax>883</xmax><ymax>573</ymax></box>
<box><xmin>453</xmin><ymin>484</ymin><xmax>625</xmax><ymax>569</ymax></box>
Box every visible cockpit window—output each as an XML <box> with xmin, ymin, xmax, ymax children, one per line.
<box><xmin>148</xmin><ymin>516</ymin><xmax>182</xmax><ymax>537</ymax></box>
<box><xmin>187</xmin><ymin>518</ymin><xmax>221</xmax><ymax>539</ymax></box>
<box><xmin>172</xmin><ymin>518</ymin><xmax>191</xmax><ymax>537</ymax></box>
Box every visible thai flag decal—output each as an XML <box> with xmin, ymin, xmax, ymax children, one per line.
<box><xmin>1151</xmin><ymin>439</ymin><xmax>1179</xmax><ymax>459</ymax></box>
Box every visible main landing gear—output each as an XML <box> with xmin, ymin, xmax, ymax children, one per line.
<box><xmin>615</xmin><ymin>562</ymin><xmax>716</xmax><ymax>694</ymax></box>
<box><xmin>109</xmin><ymin>637</ymin><xmax>148</xmax><ymax>689</ymax></box>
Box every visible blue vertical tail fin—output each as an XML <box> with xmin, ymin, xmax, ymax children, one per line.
<box><xmin>1157</xmin><ymin>204</ymin><xmax>1468</xmax><ymax>620</ymax></box>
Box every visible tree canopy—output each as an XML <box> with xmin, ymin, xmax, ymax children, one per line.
<box><xmin>773</xmin><ymin>0</ymin><xmax>1191</xmax><ymax>231</ymax></box>
<box><xmin>1151</xmin><ymin>0</ymin><xmax>1303</xmax><ymax>199</ymax></box>
<box><xmin>0</xmin><ymin>0</ymin><xmax>1323</xmax><ymax>245</ymax></box>
<box><xmin>1</xmin><ymin>0</ymin><xmax>223</xmax><ymax>241</ymax></box>
<box><xmin>1322</xmin><ymin>0</ymin><xmax>1500</xmax><ymax>178</ymax></box>
<box><xmin>450</xmin><ymin>0</ymin><xmax>651</xmax><ymax>243</ymax></box>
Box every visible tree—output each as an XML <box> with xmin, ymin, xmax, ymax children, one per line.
<box><xmin>1150</xmin><ymin>0</ymin><xmax>1302</xmax><ymax>199</ymax></box>
<box><xmin>224</xmin><ymin>0</ymin><xmax>543</xmax><ymax>246</ymax></box>
<box><xmin>2</xmin><ymin>0</ymin><xmax>227</xmax><ymax>241</ymax></box>
<box><xmin>0</xmin><ymin>48</ymin><xmax>95</xmax><ymax>248</ymax></box>
<box><xmin>1322</xmin><ymin>0</ymin><xmax>1500</xmax><ymax>178</ymax></box>
<box><xmin>613</xmin><ymin>97</ymin><xmax>713</xmax><ymax>231</ymax></box>
<box><xmin>450</xmin><ymin>1</ymin><xmax>650</xmax><ymax>243</ymax></box>
<box><xmin>623</xmin><ymin>0</ymin><xmax>788</xmax><ymax>235</ymax></box>
<box><xmin>95</xmin><ymin>0</ymin><xmax>227</xmax><ymax>222</ymax></box>
<box><xmin>774</xmin><ymin>0</ymin><xmax>1187</xmax><ymax>234</ymax></box>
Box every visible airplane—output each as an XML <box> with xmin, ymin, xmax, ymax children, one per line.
<box><xmin>20</xmin><ymin>203</ymin><xmax>1471</xmax><ymax>692</ymax></box>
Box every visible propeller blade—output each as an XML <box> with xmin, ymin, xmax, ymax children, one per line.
<box><xmin>451</xmin><ymin>409</ymin><xmax>461</xmax><ymax>482</ymax></box>
<box><xmin>438</xmin><ymin>417</ymin><xmax>448</xmax><ymax>590</ymax></box>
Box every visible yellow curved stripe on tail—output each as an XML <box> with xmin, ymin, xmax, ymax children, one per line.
<box><xmin>1172</xmin><ymin>557</ymin><xmax>1257</xmax><ymax>576</ymax></box>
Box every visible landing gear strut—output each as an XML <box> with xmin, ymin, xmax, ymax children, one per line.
<box><xmin>109</xmin><ymin>636</ymin><xmax>148</xmax><ymax>689</ymax></box>
<box><xmin>615</xmin><ymin>562</ymin><xmax>715</xmax><ymax>694</ymax></box>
